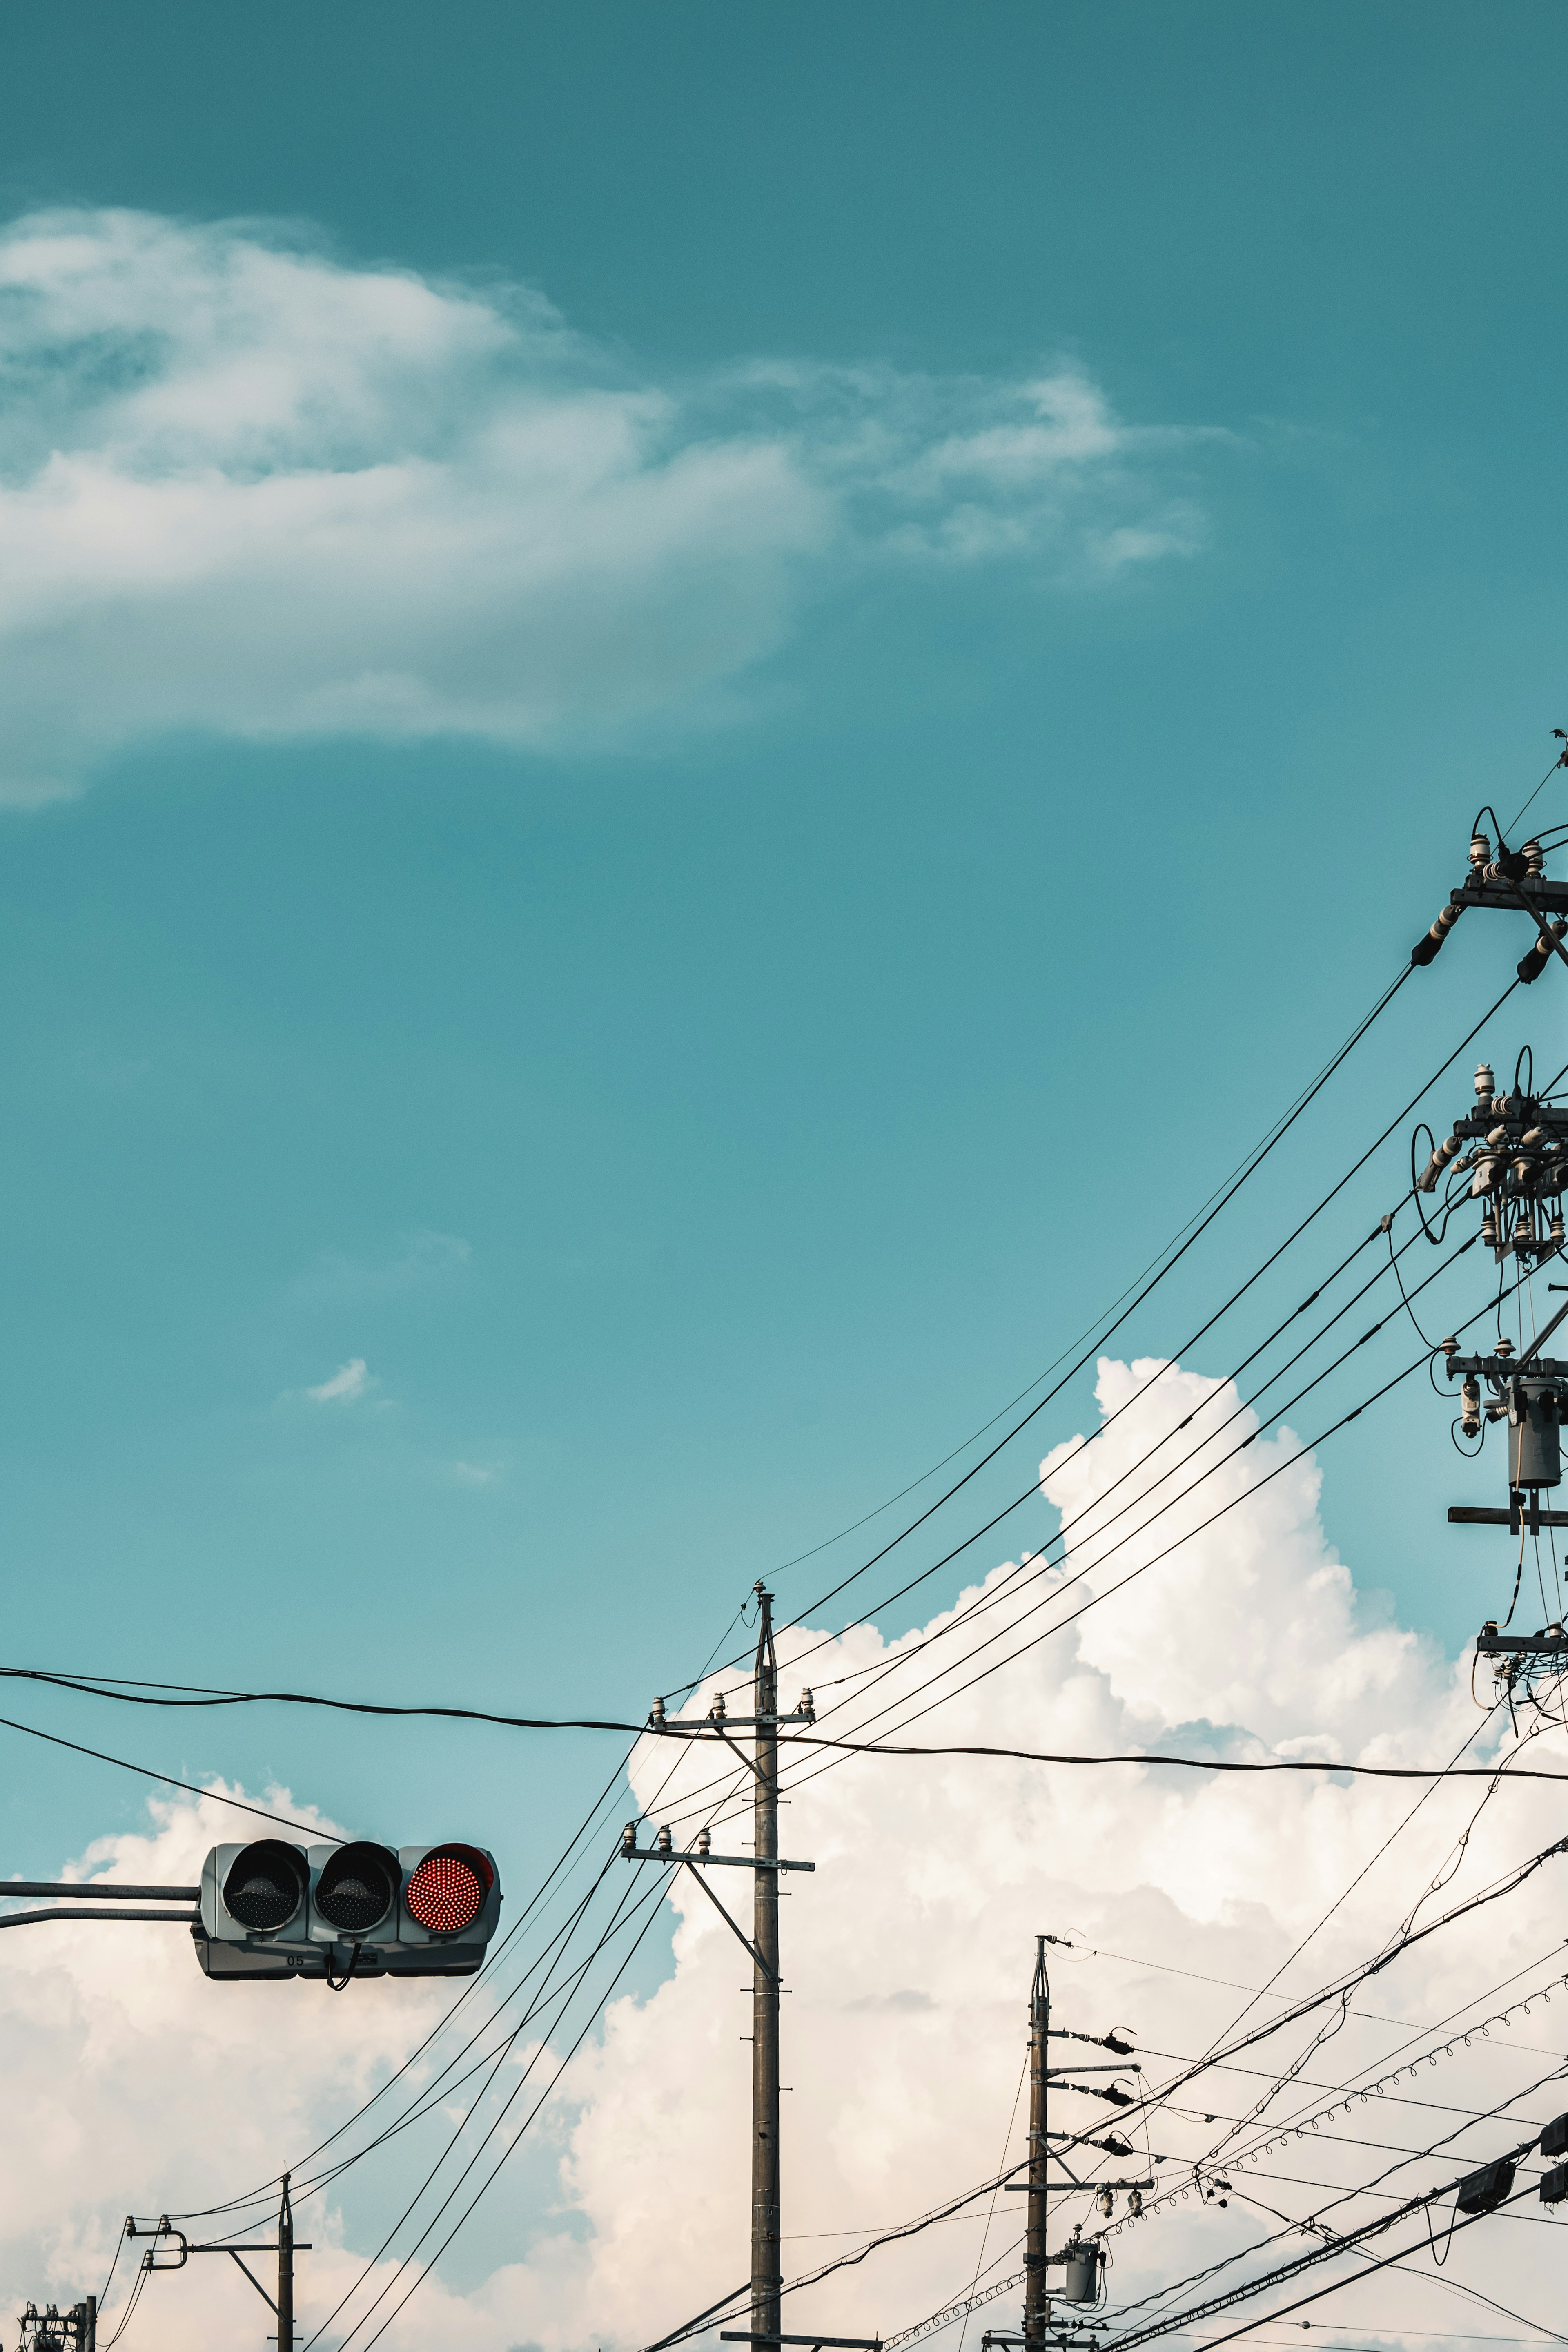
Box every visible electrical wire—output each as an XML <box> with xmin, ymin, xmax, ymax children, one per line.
<box><xmin>719</xmin><ymin>955</ymin><xmax>1426</xmax><ymax>1628</ymax></box>
<box><xmin>345</xmin><ymin>1884</ymin><xmax>676</xmax><ymax>2352</ymax></box>
<box><xmin>642</xmin><ymin>1844</ymin><xmax>1568</xmax><ymax>2352</ymax></box>
<box><xmin>300</xmin><ymin>1864</ymin><xmax>666</xmax><ymax>2350</ymax></box>
<box><xmin>1106</xmin><ymin>1934</ymin><xmax>1568</xmax><ymax>2258</ymax></box>
<box><xmin>1102</xmin><ymin>2171</ymin><xmax>1555</xmax><ymax>2352</ymax></box>
<box><xmin>1187</xmin><ymin>1709</ymin><xmax>1505</xmax><ymax>2164</ymax></box>
<box><xmin>624</xmin><ymin>1244</ymin><xmax>1528</xmax><ymax>1852</ymax></box>
<box><xmin>0</xmin><ymin>1712</ymin><xmax>345</xmax><ymax>1840</ymax></box>
<box><xmin>743</xmin><ymin>966</ymin><xmax>1517</xmax><ymax>1669</ymax></box>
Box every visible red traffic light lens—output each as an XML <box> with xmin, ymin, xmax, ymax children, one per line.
<box><xmin>406</xmin><ymin>1846</ymin><xmax>488</xmax><ymax>1934</ymax></box>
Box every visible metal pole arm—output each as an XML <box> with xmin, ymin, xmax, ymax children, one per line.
<box><xmin>1519</xmin><ymin>1291</ymin><xmax>1568</xmax><ymax>1366</ymax></box>
<box><xmin>1</xmin><ymin>1882</ymin><xmax>198</xmax><ymax>1900</ymax></box>
<box><xmin>0</xmin><ymin>1908</ymin><xmax>198</xmax><ymax>1931</ymax></box>
<box><xmin>223</xmin><ymin>2252</ymin><xmax>276</xmax><ymax>2313</ymax></box>
<box><xmin>681</xmin><ymin>1859</ymin><xmax>780</xmax><ymax>1981</ymax></box>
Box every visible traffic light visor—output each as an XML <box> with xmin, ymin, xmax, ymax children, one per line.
<box><xmin>223</xmin><ymin>1841</ymin><xmax>307</xmax><ymax>1933</ymax></box>
<box><xmin>406</xmin><ymin>1844</ymin><xmax>491</xmax><ymax>1934</ymax></box>
<box><xmin>316</xmin><ymin>1841</ymin><xmax>398</xmax><ymax>1933</ymax></box>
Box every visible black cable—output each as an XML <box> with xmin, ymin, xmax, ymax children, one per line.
<box><xmin>653</xmin><ymin>1219</ymin><xmax>1501</xmax><ymax>1853</ymax></box>
<box><xmin>347</xmin><ymin>1882</ymin><xmax>675</xmax><ymax>2352</ymax></box>
<box><xmin>756</xmin><ymin>1737</ymin><xmax>1568</xmax><ymax>1783</ymax></box>
<box><xmin>0</xmin><ymin>1221</ymin><xmax>1429</xmax><ymax>1753</ymax></box>
<box><xmin>158</xmin><ymin>1605</ymin><xmax>754</xmax><ymax>2247</ymax></box>
<box><xmin>753</xmin><ymin>965</ymin><xmax>1511</xmax><ymax>1659</ymax></box>
<box><xmin>787</xmin><ymin>1223</ymin><xmax>1469</xmax><ymax>1739</ymax></box>
<box><xmin>1187</xmin><ymin>1709</ymin><xmax>1503</xmax><ymax>2167</ymax></box>
<box><xmin>631</xmin><ymin>1232</ymin><xmax>1514</xmax><ymax>1852</ymax></box>
<box><xmin>0</xmin><ymin>1712</ymin><xmax>345</xmax><ymax>1840</ymax></box>
<box><xmin>1102</xmin><ymin>2170</ymin><xmax>1550</xmax><ymax>2352</ymax></box>
<box><xmin>1104</xmin><ymin>2018</ymin><xmax>1568</xmax><ymax>2323</ymax></box>
<box><xmin>736</xmin><ymin>1319</ymin><xmax>1480</xmax><ymax>1839</ymax></box>
<box><xmin>755</xmin><ymin>1260</ymin><xmax>1531</xmax><ymax>1828</ymax></box>
<box><xmin>711</xmin><ymin>956</ymin><xmax>1423</xmax><ymax>1634</ymax></box>
<box><xmin>302</xmin><ymin>1862</ymin><xmax>665</xmax><ymax>2350</ymax></box>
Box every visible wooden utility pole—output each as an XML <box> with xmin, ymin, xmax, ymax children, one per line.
<box><xmin>630</xmin><ymin>1610</ymin><xmax>876</xmax><ymax>2352</ymax></box>
<box><xmin>278</xmin><ymin>2174</ymin><xmax>295</xmax><ymax>2352</ymax></box>
<box><xmin>752</xmin><ymin>1585</ymin><xmax>782</xmax><ymax>2345</ymax></box>
<box><xmin>1024</xmin><ymin>1937</ymin><xmax>1049</xmax><ymax>2351</ymax></box>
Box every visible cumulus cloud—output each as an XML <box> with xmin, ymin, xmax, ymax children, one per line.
<box><xmin>5</xmin><ymin>1355</ymin><xmax>1549</xmax><ymax>2352</ymax></box>
<box><xmin>0</xmin><ymin>209</ymin><xmax>1213</xmax><ymax>803</ymax></box>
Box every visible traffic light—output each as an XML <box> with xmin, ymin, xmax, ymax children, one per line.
<box><xmin>194</xmin><ymin>1840</ymin><xmax>501</xmax><ymax>1980</ymax></box>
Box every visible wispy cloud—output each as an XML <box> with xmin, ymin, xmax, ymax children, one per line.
<box><xmin>303</xmin><ymin>1356</ymin><xmax>372</xmax><ymax>1405</ymax></box>
<box><xmin>0</xmin><ymin>209</ymin><xmax>1218</xmax><ymax>803</ymax></box>
<box><xmin>284</xmin><ymin>1229</ymin><xmax>470</xmax><ymax>1309</ymax></box>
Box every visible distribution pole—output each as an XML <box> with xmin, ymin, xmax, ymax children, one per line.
<box><xmin>630</xmin><ymin>1634</ymin><xmax>873</xmax><ymax>2352</ymax></box>
<box><xmin>278</xmin><ymin>2174</ymin><xmax>294</xmax><ymax>2352</ymax></box>
<box><xmin>1024</xmin><ymin>1936</ymin><xmax>1049</xmax><ymax>2352</ymax></box>
<box><xmin>752</xmin><ymin>1583</ymin><xmax>782</xmax><ymax>2347</ymax></box>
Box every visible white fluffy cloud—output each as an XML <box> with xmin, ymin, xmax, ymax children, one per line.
<box><xmin>0</xmin><ymin>210</ymin><xmax>1208</xmax><ymax>803</ymax></box>
<box><xmin>305</xmin><ymin>1358</ymin><xmax>373</xmax><ymax>1405</ymax></box>
<box><xmin>7</xmin><ymin>1355</ymin><xmax>1559</xmax><ymax>2352</ymax></box>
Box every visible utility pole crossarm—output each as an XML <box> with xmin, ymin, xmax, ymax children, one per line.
<box><xmin>620</xmin><ymin>1833</ymin><xmax>815</xmax><ymax>1872</ymax></box>
<box><xmin>720</xmin><ymin>2334</ymin><xmax>881</xmax><ymax>2347</ymax></box>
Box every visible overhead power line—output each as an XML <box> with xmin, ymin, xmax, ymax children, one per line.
<box><xmin>749</xmin><ymin>965</ymin><xmax>1518</xmax><ymax>1660</ymax></box>
<box><xmin>11</xmin><ymin>1691</ymin><xmax>1567</xmax><ymax>1784</ymax></box>
<box><xmin>730</xmin><ymin>955</ymin><xmax>1425</xmax><ymax>1623</ymax></box>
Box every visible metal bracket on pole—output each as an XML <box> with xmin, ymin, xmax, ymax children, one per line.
<box><xmin>221</xmin><ymin>2251</ymin><xmax>277</xmax><ymax>2313</ymax></box>
<box><xmin>680</xmin><ymin>1859</ymin><xmax>781</xmax><ymax>1982</ymax></box>
<box><xmin>1514</xmin><ymin>884</ymin><xmax>1568</xmax><ymax>979</ymax></box>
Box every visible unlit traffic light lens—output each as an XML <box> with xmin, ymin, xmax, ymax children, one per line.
<box><xmin>407</xmin><ymin>1848</ymin><xmax>485</xmax><ymax>1934</ymax></box>
<box><xmin>223</xmin><ymin>1841</ymin><xmax>306</xmax><ymax>1932</ymax></box>
<box><xmin>316</xmin><ymin>1841</ymin><xmax>397</xmax><ymax>1933</ymax></box>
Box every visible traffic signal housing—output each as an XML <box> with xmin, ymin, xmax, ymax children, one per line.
<box><xmin>194</xmin><ymin>1839</ymin><xmax>500</xmax><ymax>1980</ymax></box>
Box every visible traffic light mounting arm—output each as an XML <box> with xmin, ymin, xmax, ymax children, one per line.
<box><xmin>0</xmin><ymin>1880</ymin><xmax>198</xmax><ymax>1932</ymax></box>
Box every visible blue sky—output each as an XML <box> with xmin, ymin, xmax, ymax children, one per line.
<box><xmin>1</xmin><ymin>0</ymin><xmax>1566</xmax><ymax>2152</ymax></box>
